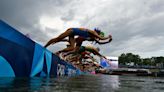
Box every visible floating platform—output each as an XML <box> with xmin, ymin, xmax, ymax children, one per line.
<box><xmin>0</xmin><ymin>20</ymin><xmax>81</xmax><ymax>77</ymax></box>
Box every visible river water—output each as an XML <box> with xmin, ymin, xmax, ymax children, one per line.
<box><xmin>0</xmin><ymin>74</ymin><xmax>164</xmax><ymax>92</ymax></box>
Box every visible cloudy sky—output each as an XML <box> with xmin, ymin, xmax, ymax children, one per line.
<box><xmin>0</xmin><ymin>0</ymin><xmax>164</xmax><ymax>58</ymax></box>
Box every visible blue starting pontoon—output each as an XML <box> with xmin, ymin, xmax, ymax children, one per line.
<box><xmin>0</xmin><ymin>20</ymin><xmax>81</xmax><ymax>77</ymax></box>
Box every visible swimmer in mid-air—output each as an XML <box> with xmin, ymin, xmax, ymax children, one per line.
<box><xmin>44</xmin><ymin>28</ymin><xmax>112</xmax><ymax>54</ymax></box>
<box><xmin>62</xmin><ymin>44</ymin><xmax>107</xmax><ymax>64</ymax></box>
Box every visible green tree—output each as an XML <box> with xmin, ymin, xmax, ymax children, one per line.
<box><xmin>119</xmin><ymin>53</ymin><xmax>164</xmax><ymax>67</ymax></box>
<box><xmin>119</xmin><ymin>53</ymin><xmax>141</xmax><ymax>65</ymax></box>
<box><xmin>142</xmin><ymin>58</ymin><xmax>151</xmax><ymax>65</ymax></box>
<box><xmin>154</xmin><ymin>56</ymin><xmax>164</xmax><ymax>63</ymax></box>
<box><xmin>133</xmin><ymin>54</ymin><xmax>141</xmax><ymax>65</ymax></box>
<box><xmin>119</xmin><ymin>53</ymin><xmax>126</xmax><ymax>65</ymax></box>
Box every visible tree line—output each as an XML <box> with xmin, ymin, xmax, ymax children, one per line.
<box><xmin>119</xmin><ymin>53</ymin><xmax>164</xmax><ymax>67</ymax></box>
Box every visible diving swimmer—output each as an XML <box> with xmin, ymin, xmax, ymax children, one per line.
<box><xmin>44</xmin><ymin>28</ymin><xmax>112</xmax><ymax>54</ymax></box>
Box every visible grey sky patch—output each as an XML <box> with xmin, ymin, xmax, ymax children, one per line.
<box><xmin>61</xmin><ymin>9</ymin><xmax>75</xmax><ymax>21</ymax></box>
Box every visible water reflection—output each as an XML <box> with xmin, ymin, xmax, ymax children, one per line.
<box><xmin>61</xmin><ymin>75</ymin><xmax>120</xmax><ymax>92</ymax></box>
<box><xmin>0</xmin><ymin>75</ymin><xmax>164</xmax><ymax>92</ymax></box>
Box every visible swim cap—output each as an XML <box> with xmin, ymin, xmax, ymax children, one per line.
<box><xmin>100</xmin><ymin>32</ymin><xmax>105</xmax><ymax>37</ymax></box>
<box><xmin>94</xmin><ymin>28</ymin><xmax>101</xmax><ymax>34</ymax></box>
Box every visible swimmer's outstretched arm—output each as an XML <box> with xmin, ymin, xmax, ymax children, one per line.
<box><xmin>94</xmin><ymin>38</ymin><xmax>112</xmax><ymax>44</ymax></box>
<box><xmin>88</xmin><ymin>30</ymin><xmax>110</xmax><ymax>40</ymax></box>
<box><xmin>91</xmin><ymin>49</ymin><xmax>107</xmax><ymax>59</ymax></box>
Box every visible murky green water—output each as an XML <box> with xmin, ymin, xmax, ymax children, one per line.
<box><xmin>0</xmin><ymin>74</ymin><xmax>164</xmax><ymax>92</ymax></box>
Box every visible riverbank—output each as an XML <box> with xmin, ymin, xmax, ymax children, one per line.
<box><xmin>96</xmin><ymin>68</ymin><xmax>164</xmax><ymax>77</ymax></box>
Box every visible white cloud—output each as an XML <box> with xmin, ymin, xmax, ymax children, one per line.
<box><xmin>39</xmin><ymin>15</ymin><xmax>80</xmax><ymax>37</ymax></box>
<box><xmin>39</xmin><ymin>16</ymin><xmax>64</xmax><ymax>31</ymax></box>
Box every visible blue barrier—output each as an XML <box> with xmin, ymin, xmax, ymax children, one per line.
<box><xmin>0</xmin><ymin>20</ymin><xmax>81</xmax><ymax>77</ymax></box>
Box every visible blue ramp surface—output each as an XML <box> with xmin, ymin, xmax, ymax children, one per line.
<box><xmin>0</xmin><ymin>20</ymin><xmax>81</xmax><ymax>77</ymax></box>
